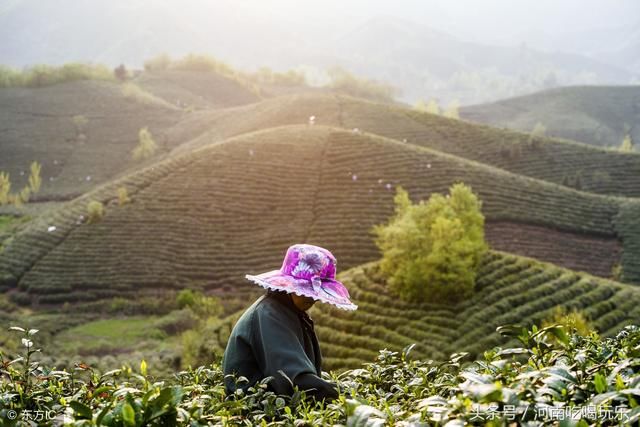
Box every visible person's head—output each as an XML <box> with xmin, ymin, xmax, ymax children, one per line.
<box><xmin>291</xmin><ymin>294</ymin><xmax>316</xmax><ymax>311</ymax></box>
<box><xmin>246</xmin><ymin>244</ymin><xmax>358</xmax><ymax>311</ymax></box>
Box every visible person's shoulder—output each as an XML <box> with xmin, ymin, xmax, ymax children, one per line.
<box><xmin>253</xmin><ymin>292</ymin><xmax>298</xmax><ymax>321</ymax></box>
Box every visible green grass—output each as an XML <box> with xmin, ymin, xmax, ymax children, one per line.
<box><xmin>55</xmin><ymin>316</ymin><xmax>164</xmax><ymax>354</ymax></box>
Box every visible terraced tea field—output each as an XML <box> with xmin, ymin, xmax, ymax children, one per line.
<box><xmin>207</xmin><ymin>250</ymin><xmax>640</xmax><ymax>371</ymax></box>
<box><xmin>3</xmin><ymin>125</ymin><xmax>639</xmax><ymax>308</ymax></box>
<box><xmin>461</xmin><ymin>85</ymin><xmax>640</xmax><ymax>149</ymax></box>
<box><xmin>166</xmin><ymin>94</ymin><xmax>640</xmax><ymax>198</ymax></box>
<box><xmin>0</xmin><ymin>80</ymin><xmax>184</xmax><ymax>200</ymax></box>
<box><xmin>135</xmin><ymin>69</ymin><xmax>261</xmax><ymax>110</ymax></box>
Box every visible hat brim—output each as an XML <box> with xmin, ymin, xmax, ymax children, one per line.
<box><xmin>246</xmin><ymin>270</ymin><xmax>357</xmax><ymax>311</ymax></box>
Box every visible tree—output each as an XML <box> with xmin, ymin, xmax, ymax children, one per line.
<box><xmin>87</xmin><ymin>200</ymin><xmax>105</xmax><ymax>223</ymax></box>
<box><xmin>443</xmin><ymin>100</ymin><xmax>460</xmax><ymax>119</ymax></box>
<box><xmin>426</xmin><ymin>99</ymin><xmax>440</xmax><ymax>115</ymax></box>
<box><xmin>373</xmin><ymin>183</ymin><xmax>487</xmax><ymax>303</ymax></box>
<box><xmin>620</xmin><ymin>134</ymin><xmax>635</xmax><ymax>153</ymax></box>
<box><xmin>118</xmin><ymin>187</ymin><xmax>130</xmax><ymax>206</ymax></box>
<box><xmin>28</xmin><ymin>161</ymin><xmax>41</xmax><ymax>194</ymax></box>
<box><xmin>527</xmin><ymin>122</ymin><xmax>546</xmax><ymax>149</ymax></box>
<box><xmin>0</xmin><ymin>172</ymin><xmax>10</xmax><ymax>205</ymax></box>
<box><xmin>114</xmin><ymin>64</ymin><xmax>128</xmax><ymax>81</ymax></box>
<box><xmin>132</xmin><ymin>127</ymin><xmax>157</xmax><ymax>161</ymax></box>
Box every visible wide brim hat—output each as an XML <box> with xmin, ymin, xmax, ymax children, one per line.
<box><xmin>246</xmin><ymin>244</ymin><xmax>357</xmax><ymax>311</ymax></box>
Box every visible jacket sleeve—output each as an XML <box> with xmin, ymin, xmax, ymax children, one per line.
<box><xmin>294</xmin><ymin>373</ymin><xmax>339</xmax><ymax>402</ymax></box>
<box><xmin>251</xmin><ymin>305</ymin><xmax>317</xmax><ymax>395</ymax></box>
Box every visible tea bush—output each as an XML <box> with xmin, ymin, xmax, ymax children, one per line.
<box><xmin>2</xmin><ymin>323</ymin><xmax>640</xmax><ymax>426</ymax></box>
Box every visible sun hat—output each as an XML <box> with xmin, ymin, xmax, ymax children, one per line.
<box><xmin>245</xmin><ymin>244</ymin><xmax>357</xmax><ymax>311</ymax></box>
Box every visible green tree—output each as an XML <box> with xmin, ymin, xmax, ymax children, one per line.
<box><xmin>443</xmin><ymin>100</ymin><xmax>460</xmax><ymax>119</ymax></box>
<box><xmin>28</xmin><ymin>161</ymin><xmax>41</xmax><ymax>194</ymax></box>
<box><xmin>620</xmin><ymin>134</ymin><xmax>634</xmax><ymax>153</ymax></box>
<box><xmin>117</xmin><ymin>187</ymin><xmax>130</xmax><ymax>206</ymax></box>
<box><xmin>373</xmin><ymin>183</ymin><xmax>487</xmax><ymax>303</ymax></box>
<box><xmin>132</xmin><ymin>127</ymin><xmax>158</xmax><ymax>161</ymax></box>
<box><xmin>426</xmin><ymin>99</ymin><xmax>440</xmax><ymax>115</ymax></box>
<box><xmin>114</xmin><ymin>64</ymin><xmax>128</xmax><ymax>81</ymax></box>
<box><xmin>327</xmin><ymin>67</ymin><xmax>399</xmax><ymax>103</ymax></box>
<box><xmin>87</xmin><ymin>200</ymin><xmax>105</xmax><ymax>223</ymax></box>
<box><xmin>0</xmin><ymin>172</ymin><xmax>10</xmax><ymax>205</ymax></box>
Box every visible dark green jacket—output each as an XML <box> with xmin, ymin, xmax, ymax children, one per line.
<box><xmin>222</xmin><ymin>291</ymin><xmax>338</xmax><ymax>400</ymax></box>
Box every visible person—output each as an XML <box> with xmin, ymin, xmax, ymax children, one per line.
<box><xmin>222</xmin><ymin>243</ymin><xmax>357</xmax><ymax>401</ymax></box>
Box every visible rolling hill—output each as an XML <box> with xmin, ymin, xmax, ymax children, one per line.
<box><xmin>310</xmin><ymin>251</ymin><xmax>640</xmax><ymax>369</ymax></box>
<box><xmin>134</xmin><ymin>69</ymin><xmax>261</xmax><ymax>110</ymax></box>
<box><xmin>461</xmin><ymin>85</ymin><xmax>640</xmax><ymax>149</ymax></box>
<box><xmin>3</xmin><ymin>125</ymin><xmax>639</xmax><ymax>310</ymax></box>
<box><xmin>165</xmin><ymin>93</ymin><xmax>640</xmax><ymax>198</ymax></box>
<box><xmin>0</xmin><ymin>71</ymin><xmax>266</xmax><ymax>204</ymax></box>
<box><xmin>0</xmin><ymin>80</ymin><xmax>183</xmax><ymax>201</ymax></box>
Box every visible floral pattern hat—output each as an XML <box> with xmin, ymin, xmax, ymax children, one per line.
<box><xmin>246</xmin><ymin>244</ymin><xmax>357</xmax><ymax>311</ymax></box>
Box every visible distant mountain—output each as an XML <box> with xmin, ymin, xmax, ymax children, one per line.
<box><xmin>326</xmin><ymin>16</ymin><xmax>632</xmax><ymax>104</ymax></box>
<box><xmin>461</xmin><ymin>85</ymin><xmax>640</xmax><ymax>149</ymax></box>
<box><xmin>0</xmin><ymin>2</ymin><xmax>635</xmax><ymax>104</ymax></box>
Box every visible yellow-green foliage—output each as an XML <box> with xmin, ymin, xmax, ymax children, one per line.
<box><xmin>28</xmin><ymin>161</ymin><xmax>41</xmax><ymax>194</ymax></box>
<box><xmin>328</xmin><ymin>67</ymin><xmax>398</xmax><ymax>103</ymax></box>
<box><xmin>87</xmin><ymin>200</ymin><xmax>105</xmax><ymax>224</ymax></box>
<box><xmin>176</xmin><ymin>289</ymin><xmax>223</xmax><ymax>319</ymax></box>
<box><xmin>620</xmin><ymin>134</ymin><xmax>635</xmax><ymax>153</ymax></box>
<box><xmin>117</xmin><ymin>187</ymin><xmax>130</xmax><ymax>206</ymax></box>
<box><xmin>443</xmin><ymin>100</ymin><xmax>460</xmax><ymax>119</ymax></box>
<box><xmin>542</xmin><ymin>306</ymin><xmax>596</xmax><ymax>337</ymax></box>
<box><xmin>373</xmin><ymin>183</ymin><xmax>487</xmax><ymax>303</ymax></box>
<box><xmin>0</xmin><ymin>162</ymin><xmax>41</xmax><ymax>206</ymax></box>
<box><xmin>0</xmin><ymin>63</ymin><xmax>114</xmax><ymax>88</ymax></box>
<box><xmin>0</xmin><ymin>172</ymin><xmax>10</xmax><ymax>205</ymax></box>
<box><xmin>414</xmin><ymin>99</ymin><xmax>440</xmax><ymax>115</ymax></box>
<box><xmin>143</xmin><ymin>53</ymin><xmax>172</xmax><ymax>71</ymax></box>
<box><xmin>253</xmin><ymin>67</ymin><xmax>306</xmax><ymax>86</ymax></box>
<box><xmin>132</xmin><ymin>127</ymin><xmax>158</xmax><ymax>161</ymax></box>
<box><xmin>531</xmin><ymin>122</ymin><xmax>547</xmax><ymax>138</ymax></box>
<box><xmin>121</xmin><ymin>83</ymin><xmax>176</xmax><ymax>109</ymax></box>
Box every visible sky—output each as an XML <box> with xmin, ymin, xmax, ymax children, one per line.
<box><xmin>240</xmin><ymin>0</ymin><xmax>639</xmax><ymax>49</ymax></box>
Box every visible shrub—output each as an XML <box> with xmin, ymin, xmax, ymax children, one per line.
<box><xmin>176</xmin><ymin>289</ymin><xmax>223</xmax><ymax>319</ymax></box>
<box><xmin>620</xmin><ymin>134</ymin><xmax>635</xmax><ymax>152</ymax></box>
<box><xmin>443</xmin><ymin>99</ymin><xmax>460</xmax><ymax>119</ymax></box>
<box><xmin>373</xmin><ymin>183</ymin><xmax>487</xmax><ymax>303</ymax></box>
<box><xmin>132</xmin><ymin>127</ymin><xmax>158</xmax><ymax>161</ymax></box>
<box><xmin>327</xmin><ymin>67</ymin><xmax>399</xmax><ymax>103</ymax></box>
<box><xmin>0</xmin><ymin>172</ymin><xmax>10</xmax><ymax>205</ymax></box>
<box><xmin>117</xmin><ymin>187</ymin><xmax>130</xmax><ymax>206</ymax></box>
<box><xmin>144</xmin><ymin>53</ymin><xmax>171</xmax><ymax>71</ymax></box>
<box><xmin>121</xmin><ymin>83</ymin><xmax>175</xmax><ymax>109</ymax></box>
<box><xmin>28</xmin><ymin>161</ymin><xmax>41</xmax><ymax>194</ymax></box>
<box><xmin>528</xmin><ymin>122</ymin><xmax>546</xmax><ymax>148</ymax></box>
<box><xmin>542</xmin><ymin>306</ymin><xmax>596</xmax><ymax>337</ymax></box>
<box><xmin>87</xmin><ymin>200</ymin><xmax>104</xmax><ymax>223</ymax></box>
<box><xmin>114</xmin><ymin>64</ymin><xmax>128</xmax><ymax>81</ymax></box>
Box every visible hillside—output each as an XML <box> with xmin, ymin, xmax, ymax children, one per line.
<box><xmin>134</xmin><ymin>69</ymin><xmax>261</xmax><ymax>110</ymax></box>
<box><xmin>461</xmin><ymin>85</ymin><xmax>640</xmax><ymax>149</ymax></box>
<box><xmin>0</xmin><ymin>80</ymin><xmax>184</xmax><ymax>200</ymax></box>
<box><xmin>309</xmin><ymin>251</ymin><xmax>640</xmax><ymax>369</ymax></box>
<box><xmin>166</xmin><ymin>93</ymin><xmax>640</xmax><ymax>198</ymax></box>
<box><xmin>3</xmin><ymin>125</ymin><xmax>640</xmax><ymax>308</ymax></box>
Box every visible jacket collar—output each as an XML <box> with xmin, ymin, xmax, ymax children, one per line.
<box><xmin>266</xmin><ymin>290</ymin><xmax>312</xmax><ymax>321</ymax></box>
